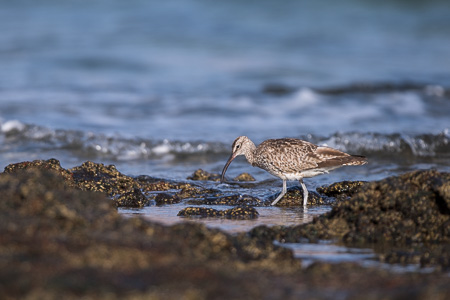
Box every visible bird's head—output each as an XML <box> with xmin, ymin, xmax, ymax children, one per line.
<box><xmin>221</xmin><ymin>136</ymin><xmax>254</xmax><ymax>182</ymax></box>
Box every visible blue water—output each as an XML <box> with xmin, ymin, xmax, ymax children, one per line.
<box><xmin>0</xmin><ymin>1</ymin><xmax>449</xmax><ymax>231</ymax></box>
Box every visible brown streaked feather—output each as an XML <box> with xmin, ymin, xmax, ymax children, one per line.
<box><xmin>253</xmin><ymin>138</ymin><xmax>319</xmax><ymax>174</ymax></box>
<box><xmin>253</xmin><ymin>139</ymin><xmax>367</xmax><ymax>174</ymax></box>
<box><xmin>310</xmin><ymin>146</ymin><xmax>367</xmax><ymax>169</ymax></box>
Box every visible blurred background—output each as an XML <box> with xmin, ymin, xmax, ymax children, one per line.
<box><xmin>0</xmin><ymin>0</ymin><xmax>449</xmax><ymax>184</ymax></box>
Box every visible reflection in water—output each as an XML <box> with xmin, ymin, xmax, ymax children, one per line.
<box><xmin>119</xmin><ymin>205</ymin><xmax>331</xmax><ymax>233</ymax></box>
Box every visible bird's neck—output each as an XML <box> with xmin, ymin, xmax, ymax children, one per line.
<box><xmin>244</xmin><ymin>140</ymin><xmax>257</xmax><ymax>165</ymax></box>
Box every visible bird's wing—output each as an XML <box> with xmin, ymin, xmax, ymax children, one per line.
<box><xmin>313</xmin><ymin>146</ymin><xmax>366</xmax><ymax>168</ymax></box>
<box><xmin>254</xmin><ymin>139</ymin><xmax>319</xmax><ymax>173</ymax></box>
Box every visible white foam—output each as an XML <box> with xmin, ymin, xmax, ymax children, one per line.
<box><xmin>152</xmin><ymin>140</ymin><xmax>171</xmax><ymax>155</ymax></box>
<box><xmin>0</xmin><ymin>120</ymin><xmax>26</xmax><ymax>132</ymax></box>
<box><xmin>293</xmin><ymin>87</ymin><xmax>319</xmax><ymax>105</ymax></box>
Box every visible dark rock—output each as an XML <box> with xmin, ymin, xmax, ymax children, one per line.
<box><xmin>233</xmin><ymin>172</ymin><xmax>256</xmax><ymax>181</ymax></box>
<box><xmin>269</xmin><ymin>186</ymin><xmax>326</xmax><ymax>206</ymax></box>
<box><xmin>154</xmin><ymin>192</ymin><xmax>181</xmax><ymax>205</ymax></box>
<box><xmin>69</xmin><ymin>161</ymin><xmax>138</xmax><ymax>196</ymax></box>
<box><xmin>177</xmin><ymin>207</ymin><xmax>222</xmax><ymax>217</ymax></box>
<box><xmin>254</xmin><ymin>170</ymin><xmax>450</xmax><ymax>244</ymax></box>
<box><xmin>115</xmin><ymin>188</ymin><xmax>148</xmax><ymax>208</ymax></box>
<box><xmin>175</xmin><ymin>186</ymin><xmax>222</xmax><ymax>199</ymax></box>
<box><xmin>3</xmin><ymin>158</ymin><xmax>75</xmax><ymax>186</ymax></box>
<box><xmin>187</xmin><ymin>169</ymin><xmax>221</xmax><ymax>181</ymax></box>
<box><xmin>187</xmin><ymin>194</ymin><xmax>264</xmax><ymax>206</ymax></box>
<box><xmin>225</xmin><ymin>206</ymin><xmax>259</xmax><ymax>219</ymax></box>
<box><xmin>317</xmin><ymin>180</ymin><xmax>367</xmax><ymax>198</ymax></box>
<box><xmin>178</xmin><ymin>206</ymin><xmax>259</xmax><ymax>219</ymax></box>
<box><xmin>249</xmin><ymin>170</ymin><xmax>450</xmax><ymax>270</ymax></box>
<box><xmin>1</xmin><ymin>162</ymin><xmax>450</xmax><ymax>298</ymax></box>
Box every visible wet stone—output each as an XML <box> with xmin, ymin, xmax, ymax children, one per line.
<box><xmin>178</xmin><ymin>206</ymin><xmax>259</xmax><ymax>219</ymax></box>
<box><xmin>115</xmin><ymin>188</ymin><xmax>148</xmax><ymax>208</ymax></box>
<box><xmin>317</xmin><ymin>180</ymin><xmax>367</xmax><ymax>198</ymax></box>
<box><xmin>225</xmin><ymin>206</ymin><xmax>259</xmax><ymax>219</ymax></box>
<box><xmin>3</xmin><ymin>158</ymin><xmax>75</xmax><ymax>187</ymax></box>
<box><xmin>154</xmin><ymin>193</ymin><xmax>181</xmax><ymax>205</ymax></box>
<box><xmin>69</xmin><ymin>161</ymin><xmax>138</xmax><ymax>196</ymax></box>
<box><xmin>249</xmin><ymin>170</ymin><xmax>450</xmax><ymax>271</ymax></box>
<box><xmin>1</xmin><ymin>160</ymin><xmax>450</xmax><ymax>298</ymax></box>
<box><xmin>187</xmin><ymin>194</ymin><xmax>264</xmax><ymax>206</ymax></box>
<box><xmin>269</xmin><ymin>186</ymin><xmax>326</xmax><ymax>206</ymax></box>
<box><xmin>136</xmin><ymin>175</ymin><xmax>193</xmax><ymax>192</ymax></box>
<box><xmin>175</xmin><ymin>186</ymin><xmax>222</xmax><ymax>199</ymax></box>
<box><xmin>178</xmin><ymin>207</ymin><xmax>222</xmax><ymax>217</ymax></box>
<box><xmin>187</xmin><ymin>169</ymin><xmax>221</xmax><ymax>181</ymax></box>
<box><xmin>233</xmin><ymin>172</ymin><xmax>256</xmax><ymax>181</ymax></box>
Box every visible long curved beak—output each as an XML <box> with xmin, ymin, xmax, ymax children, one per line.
<box><xmin>220</xmin><ymin>153</ymin><xmax>236</xmax><ymax>183</ymax></box>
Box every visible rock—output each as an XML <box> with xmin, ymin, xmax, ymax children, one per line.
<box><xmin>187</xmin><ymin>194</ymin><xmax>263</xmax><ymax>206</ymax></box>
<box><xmin>233</xmin><ymin>172</ymin><xmax>256</xmax><ymax>181</ymax></box>
<box><xmin>268</xmin><ymin>186</ymin><xmax>326</xmax><ymax>206</ymax></box>
<box><xmin>175</xmin><ymin>186</ymin><xmax>222</xmax><ymax>199</ymax></box>
<box><xmin>115</xmin><ymin>188</ymin><xmax>149</xmax><ymax>208</ymax></box>
<box><xmin>69</xmin><ymin>161</ymin><xmax>138</xmax><ymax>196</ymax></box>
<box><xmin>3</xmin><ymin>158</ymin><xmax>75</xmax><ymax>186</ymax></box>
<box><xmin>316</xmin><ymin>180</ymin><xmax>367</xmax><ymax>198</ymax></box>
<box><xmin>1</xmin><ymin>162</ymin><xmax>449</xmax><ymax>298</ymax></box>
<box><xmin>188</xmin><ymin>169</ymin><xmax>256</xmax><ymax>182</ymax></box>
<box><xmin>178</xmin><ymin>206</ymin><xmax>259</xmax><ymax>219</ymax></box>
<box><xmin>154</xmin><ymin>192</ymin><xmax>181</xmax><ymax>205</ymax></box>
<box><xmin>249</xmin><ymin>170</ymin><xmax>450</xmax><ymax>270</ymax></box>
<box><xmin>187</xmin><ymin>169</ymin><xmax>221</xmax><ymax>181</ymax></box>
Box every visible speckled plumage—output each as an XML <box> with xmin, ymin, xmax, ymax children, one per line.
<box><xmin>221</xmin><ymin>136</ymin><xmax>367</xmax><ymax>206</ymax></box>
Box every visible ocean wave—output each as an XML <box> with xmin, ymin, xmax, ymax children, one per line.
<box><xmin>315</xmin><ymin>82</ymin><xmax>448</xmax><ymax>97</ymax></box>
<box><xmin>318</xmin><ymin>131</ymin><xmax>450</xmax><ymax>159</ymax></box>
<box><xmin>1</xmin><ymin>121</ymin><xmax>448</xmax><ymax>163</ymax></box>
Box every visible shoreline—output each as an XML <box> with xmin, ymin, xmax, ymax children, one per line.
<box><xmin>0</xmin><ymin>159</ymin><xmax>449</xmax><ymax>299</ymax></box>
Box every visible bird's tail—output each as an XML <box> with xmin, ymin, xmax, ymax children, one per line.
<box><xmin>344</xmin><ymin>155</ymin><xmax>367</xmax><ymax>166</ymax></box>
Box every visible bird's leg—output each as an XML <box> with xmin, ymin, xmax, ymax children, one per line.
<box><xmin>300</xmin><ymin>180</ymin><xmax>308</xmax><ymax>206</ymax></box>
<box><xmin>271</xmin><ymin>180</ymin><xmax>287</xmax><ymax>206</ymax></box>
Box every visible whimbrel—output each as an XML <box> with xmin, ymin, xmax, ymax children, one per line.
<box><xmin>221</xmin><ymin>136</ymin><xmax>367</xmax><ymax>206</ymax></box>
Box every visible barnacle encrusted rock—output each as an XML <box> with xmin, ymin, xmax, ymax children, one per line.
<box><xmin>233</xmin><ymin>172</ymin><xmax>256</xmax><ymax>181</ymax></box>
<box><xmin>154</xmin><ymin>192</ymin><xmax>181</xmax><ymax>205</ymax></box>
<box><xmin>252</xmin><ymin>170</ymin><xmax>450</xmax><ymax>244</ymax></box>
<box><xmin>267</xmin><ymin>186</ymin><xmax>325</xmax><ymax>206</ymax></box>
<box><xmin>116</xmin><ymin>188</ymin><xmax>149</xmax><ymax>208</ymax></box>
<box><xmin>316</xmin><ymin>180</ymin><xmax>367</xmax><ymax>198</ymax></box>
<box><xmin>178</xmin><ymin>206</ymin><xmax>259</xmax><ymax>219</ymax></box>
<box><xmin>69</xmin><ymin>161</ymin><xmax>137</xmax><ymax>196</ymax></box>
<box><xmin>187</xmin><ymin>194</ymin><xmax>263</xmax><ymax>206</ymax></box>
<box><xmin>250</xmin><ymin>170</ymin><xmax>450</xmax><ymax>270</ymax></box>
<box><xmin>187</xmin><ymin>169</ymin><xmax>221</xmax><ymax>181</ymax></box>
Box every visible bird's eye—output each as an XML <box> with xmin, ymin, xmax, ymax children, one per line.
<box><xmin>236</xmin><ymin>144</ymin><xmax>240</xmax><ymax>150</ymax></box>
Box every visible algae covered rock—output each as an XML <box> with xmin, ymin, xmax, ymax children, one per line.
<box><xmin>115</xmin><ymin>188</ymin><xmax>149</xmax><ymax>208</ymax></box>
<box><xmin>178</xmin><ymin>206</ymin><xmax>259</xmax><ymax>219</ymax></box>
<box><xmin>69</xmin><ymin>161</ymin><xmax>138</xmax><ymax>196</ymax></box>
<box><xmin>187</xmin><ymin>169</ymin><xmax>221</xmax><ymax>181</ymax></box>
<box><xmin>154</xmin><ymin>192</ymin><xmax>181</xmax><ymax>205</ymax></box>
<box><xmin>0</xmin><ymin>163</ymin><xmax>301</xmax><ymax>299</ymax></box>
<box><xmin>233</xmin><ymin>172</ymin><xmax>255</xmax><ymax>181</ymax></box>
<box><xmin>316</xmin><ymin>180</ymin><xmax>367</xmax><ymax>198</ymax></box>
<box><xmin>187</xmin><ymin>194</ymin><xmax>264</xmax><ymax>206</ymax></box>
<box><xmin>189</xmin><ymin>168</ymin><xmax>256</xmax><ymax>182</ymax></box>
<box><xmin>267</xmin><ymin>186</ymin><xmax>325</xmax><ymax>206</ymax></box>
<box><xmin>1</xmin><ymin>160</ymin><xmax>450</xmax><ymax>297</ymax></box>
<box><xmin>337</xmin><ymin>170</ymin><xmax>450</xmax><ymax>244</ymax></box>
<box><xmin>252</xmin><ymin>170</ymin><xmax>450</xmax><ymax>244</ymax></box>
<box><xmin>3</xmin><ymin>158</ymin><xmax>75</xmax><ymax>187</ymax></box>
